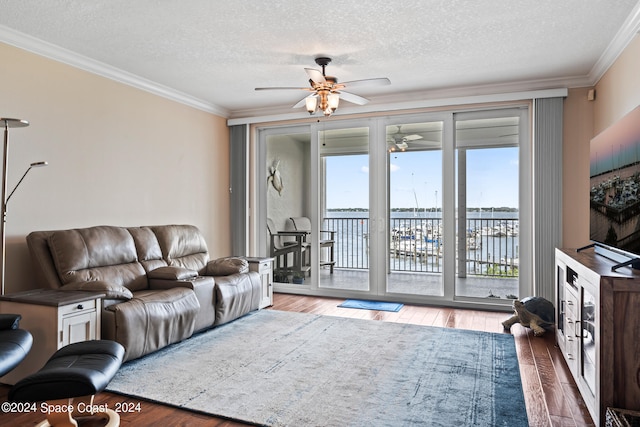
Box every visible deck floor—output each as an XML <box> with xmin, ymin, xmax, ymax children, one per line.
<box><xmin>285</xmin><ymin>267</ymin><xmax>519</xmax><ymax>300</ymax></box>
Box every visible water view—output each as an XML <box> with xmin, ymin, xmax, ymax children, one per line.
<box><xmin>324</xmin><ymin>210</ymin><xmax>519</xmax><ymax>279</ymax></box>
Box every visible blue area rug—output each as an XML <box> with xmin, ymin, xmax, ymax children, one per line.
<box><xmin>108</xmin><ymin>310</ymin><xmax>528</xmax><ymax>426</ymax></box>
<box><xmin>338</xmin><ymin>299</ymin><xmax>404</xmax><ymax>312</ymax></box>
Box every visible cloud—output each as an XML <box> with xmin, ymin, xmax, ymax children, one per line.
<box><xmin>361</xmin><ymin>166</ymin><xmax>369</xmax><ymax>173</ymax></box>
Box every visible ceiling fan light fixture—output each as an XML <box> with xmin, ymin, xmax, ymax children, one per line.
<box><xmin>316</xmin><ymin>90</ymin><xmax>335</xmax><ymax>116</ymax></box>
<box><xmin>305</xmin><ymin>96</ymin><xmax>318</xmax><ymax>114</ymax></box>
<box><xmin>328</xmin><ymin>92</ymin><xmax>340</xmax><ymax>112</ymax></box>
<box><xmin>255</xmin><ymin>57</ymin><xmax>390</xmax><ymax>118</ymax></box>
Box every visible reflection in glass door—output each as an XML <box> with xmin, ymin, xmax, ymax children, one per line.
<box><xmin>318</xmin><ymin>127</ymin><xmax>370</xmax><ymax>292</ymax></box>
<box><xmin>386</xmin><ymin>121</ymin><xmax>443</xmax><ymax>296</ymax></box>
<box><xmin>455</xmin><ymin>114</ymin><xmax>521</xmax><ymax>300</ymax></box>
<box><xmin>264</xmin><ymin>129</ymin><xmax>312</xmax><ymax>285</ymax></box>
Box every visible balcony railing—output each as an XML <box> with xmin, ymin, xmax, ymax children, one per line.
<box><xmin>323</xmin><ymin>216</ymin><xmax>519</xmax><ymax>277</ymax></box>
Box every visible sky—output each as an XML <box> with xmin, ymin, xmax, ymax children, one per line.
<box><xmin>325</xmin><ymin>147</ymin><xmax>519</xmax><ymax>210</ymax></box>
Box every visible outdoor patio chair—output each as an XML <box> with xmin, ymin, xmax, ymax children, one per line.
<box><xmin>267</xmin><ymin>218</ymin><xmax>309</xmax><ymax>279</ymax></box>
<box><xmin>289</xmin><ymin>217</ymin><xmax>335</xmax><ymax>274</ymax></box>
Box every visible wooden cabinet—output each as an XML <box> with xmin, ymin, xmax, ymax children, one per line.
<box><xmin>555</xmin><ymin>248</ymin><xmax>640</xmax><ymax>426</ymax></box>
<box><xmin>244</xmin><ymin>257</ymin><xmax>274</xmax><ymax>309</ymax></box>
<box><xmin>0</xmin><ymin>289</ymin><xmax>103</xmax><ymax>385</ymax></box>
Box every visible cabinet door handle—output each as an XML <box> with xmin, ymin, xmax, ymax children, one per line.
<box><xmin>574</xmin><ymin>320</ymin><xmax>582</xmax><ymax>338</ymax></box>
<box><xmin>77</xmin><ymin>304</ymin><xmax>84</xmax><ymax>310</ymax></box>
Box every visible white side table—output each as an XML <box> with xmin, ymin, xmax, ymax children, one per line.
<box><xmin>0</xmin><ymin>289</ymin><xmax>103</xmax><ymax>385</ymax></box>
<box><xmin>244</xmin><ymin>257</ymin><xmax>274</xmax><ymax>309</ymax></box>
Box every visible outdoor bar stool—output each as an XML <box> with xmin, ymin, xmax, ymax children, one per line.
<box><xmin>9</xmin><ymin>339</ymin><xmax>125</xmax><ymax>427</ymax></box>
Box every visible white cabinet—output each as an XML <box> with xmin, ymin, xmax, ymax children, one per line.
<box><xmin>0</xmin><ymin>289</ymin><xmax>103</xmax><ymax>385</ymax></box>
<box><xmin>244</xmin><ymin>257</ymin><xmax>274</xmax><ymax>309</ymax></box>
<box><xmin>555</xmin><ymin>248</ymin><xmax>640</xmax><ymax>426</ymax></box>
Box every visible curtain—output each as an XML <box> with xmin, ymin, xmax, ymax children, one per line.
<box><xmin>533</xmin><ymin>97</ymin><xmax>564</xmax><ymax>301</ymax></box>
<box><xmin>229</xmin><ymin>124</ymin><xmax>248</xmax><ymax>255</ymax></box>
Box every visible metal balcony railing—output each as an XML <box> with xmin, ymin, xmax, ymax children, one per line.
<box><xmin>323</xmin><ymin>216</ymin><xmax>519</xmax><ymax>277</ymax></box>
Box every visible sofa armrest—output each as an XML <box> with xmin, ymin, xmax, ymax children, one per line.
<box><xmin>0</xmin><ymin>314</ymin><xmax>21</xmax><ymax>330</ymax></box>
<box><xmin>205</xmin><ymin>257</ymin><xmax>249</xmax><ymax>276</ymax></box>
<box><xmin>61</xmin><ymin>280</ymin><xmax>133</xmax><ymax>300</ymax></box>
<box><xmin>148</xmin><ymin>266</ymin><xmax>198</xmax><ymax>281</ymax></box>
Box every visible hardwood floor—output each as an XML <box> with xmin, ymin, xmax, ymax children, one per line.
<box><xmin>0</xmin><ymin>294</ymin><xmax>594</xmax><ymax>426</ymax></box>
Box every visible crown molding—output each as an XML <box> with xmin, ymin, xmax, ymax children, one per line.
<box><xmin>0</xmin><ymin>25</ymin><xmax>229</xmax><ymax>117</ymax></box>
<box><xmin>589</xmin><ymin>1</ymin><xmax>640</xmax><ymax>83</ymax></box>
<box><xmin>228</xmin><ymin>88</ymin><xmax>569</xmax><ymax>126</ymax></box>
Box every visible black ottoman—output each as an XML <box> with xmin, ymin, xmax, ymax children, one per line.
<box><xmin>0</xmin><ymin>314</ymin><xmax>33</xmax><ymax>377</ymax></box>
<box><xmin>9</xmin><ymin>340</ymin><xmax>125</xmax><ymax>427</ymax></box>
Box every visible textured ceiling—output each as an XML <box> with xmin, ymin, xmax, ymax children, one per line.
<box><xmin>1</xmin><ymin>0</ymin><xmax>639</xmax><ymax>118</ymax></box>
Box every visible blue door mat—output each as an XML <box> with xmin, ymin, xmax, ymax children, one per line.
<box><xmin>338</xmin><ymin>299</ymin><xmax>404</xmax><ymax>312</ymax></box>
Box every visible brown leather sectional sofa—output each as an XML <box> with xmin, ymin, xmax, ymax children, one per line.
<box><xmin>26</xmin><ymin>224</ymin><xmax>261</xmax><ymax>361</ymax></box>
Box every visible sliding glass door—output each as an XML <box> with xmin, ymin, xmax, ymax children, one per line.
<box><xmin>318</xmin><ymin>127</ymin><xmax>370</xmax><ymax>292</ymax></box>
<box><xmin>385</xmin><ymin>120</ymin><xmax>444</xmax><ymax>297</ymax></box>
<box><xmin>454</xmin><ymin>110</ymin><xmax>525</xmax><ymax>301</ymax></box>
<box><xmin>262</xmin><ymin>127</ymin><xmax>312</xmax><ymax>285</ymax></box>
<box><xmin>258</xmin><ymin>106</ymin><xmax>530</xmax><ymax>306</ymax></box>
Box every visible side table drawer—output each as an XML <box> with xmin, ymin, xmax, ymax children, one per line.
<box><xmin>255</xmin><ymin>260</ymin><xmax>271</xmax><ymax>274</ymax></box>
<box><xmin>59</xmin><ymin>298</ymin><xmax>97</xmax><ymax>316</ymax></box>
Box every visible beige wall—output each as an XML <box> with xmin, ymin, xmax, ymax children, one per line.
<box><xmin>562</xmin><ymin>87</ymin><xmax>594</xmax><ymax>248</ymax></box>
<box><xmin>562</xmin><ymin>35</ymin><xmax>640</xmax><ymax>248</ymax></box>
<box><xmin>594</xmin><ymin>35</ymin><xmax>640</xmax><ymax>134</ymax></box>
<box><xmin>0</xmin><ymin>43</ymin><xmax>230</xmax><ymax>294</ymax></box>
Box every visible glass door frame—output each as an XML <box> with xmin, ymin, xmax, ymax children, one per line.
<box><xmin>379</xmin><ymin>113</ymin><xmax>453</xmax><ymax>301</ymax></box>
<box><xmin>257</xmin><ymin>124</ymin><xmax>313</xmax><ymax>294</ymax></box>
<box><xmin>452</xmin><ymin>107</ymin><xmax>532</xmax><ymax>303</ymax></box>
<box><xmin>254</xmin><ymin>105</ymin><xmax>532</xmax><ymax>306</ymax></box>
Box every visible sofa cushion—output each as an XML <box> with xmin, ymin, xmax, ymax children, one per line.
<box><xmin>151</xmin><ymin>225</ymin><xmax>209</xmax><ymax>272</ymax></box>
<box><xmin>127</xmin><ymin>226</ymin><xmax>167</xmax><ymax>273</ymax></box>
<box><xmin>47</xmin><ymin>226</ymin><xmax>147</xmax><ymax>291</ymax></box>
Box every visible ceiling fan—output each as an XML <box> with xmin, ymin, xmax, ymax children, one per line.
<box><xmin>387</xmin><ymin>125</ymin><xmax>423</xmax><ymax>151</ymax></box>
<box><xmin>255</xmin><ymin>57</ymin><xmax>390</xmax><ymax>117</ymax></box>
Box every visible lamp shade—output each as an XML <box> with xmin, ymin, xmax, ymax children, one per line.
<box><xmin>305</xmin><ymin>96</ymin><xmax>318</xmax><ymax>114</ymax></box>
<box><xmin>0</xmin><ymin>118</ymin><xmax>29</xmax><ymax>129</ymax></box>
<box><xmin>328</xmin><ymin>93</ymin><xmax>340</xmax><ymax>111</ymax></box>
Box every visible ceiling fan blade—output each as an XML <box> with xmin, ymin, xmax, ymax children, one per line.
<box><xmin>292</xmin><ymin>94</ymin><xmax>316</xmax><ymax>109</ymax></box>
<box><xmin>338</xmin><ymin>91</ymin><xmax>369</xmax><ymax>105</ymax></box>
<box><xmin>255</xmin><ymin>87</ymin><xmax>311</xmax><ymax>91</ymax></box>
<box><xmin>341</xmin><ymin>77</ymin><xmax>391</xmax><ymax>88</ymax></box>
<box><xmin>305</xmin><ymin>68</ymin><xmax>326</xmax><ymax>85</ymax></box>
<box><xmin>403</xmin><ymin>134</ymin><xmax>423</xmax><ymax>141</ymax></box>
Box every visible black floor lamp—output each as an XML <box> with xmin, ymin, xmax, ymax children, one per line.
<box><xmin>1</xmin><ymin>118</ymin><xmax>48</xmax><ymax>296</ymax></box>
